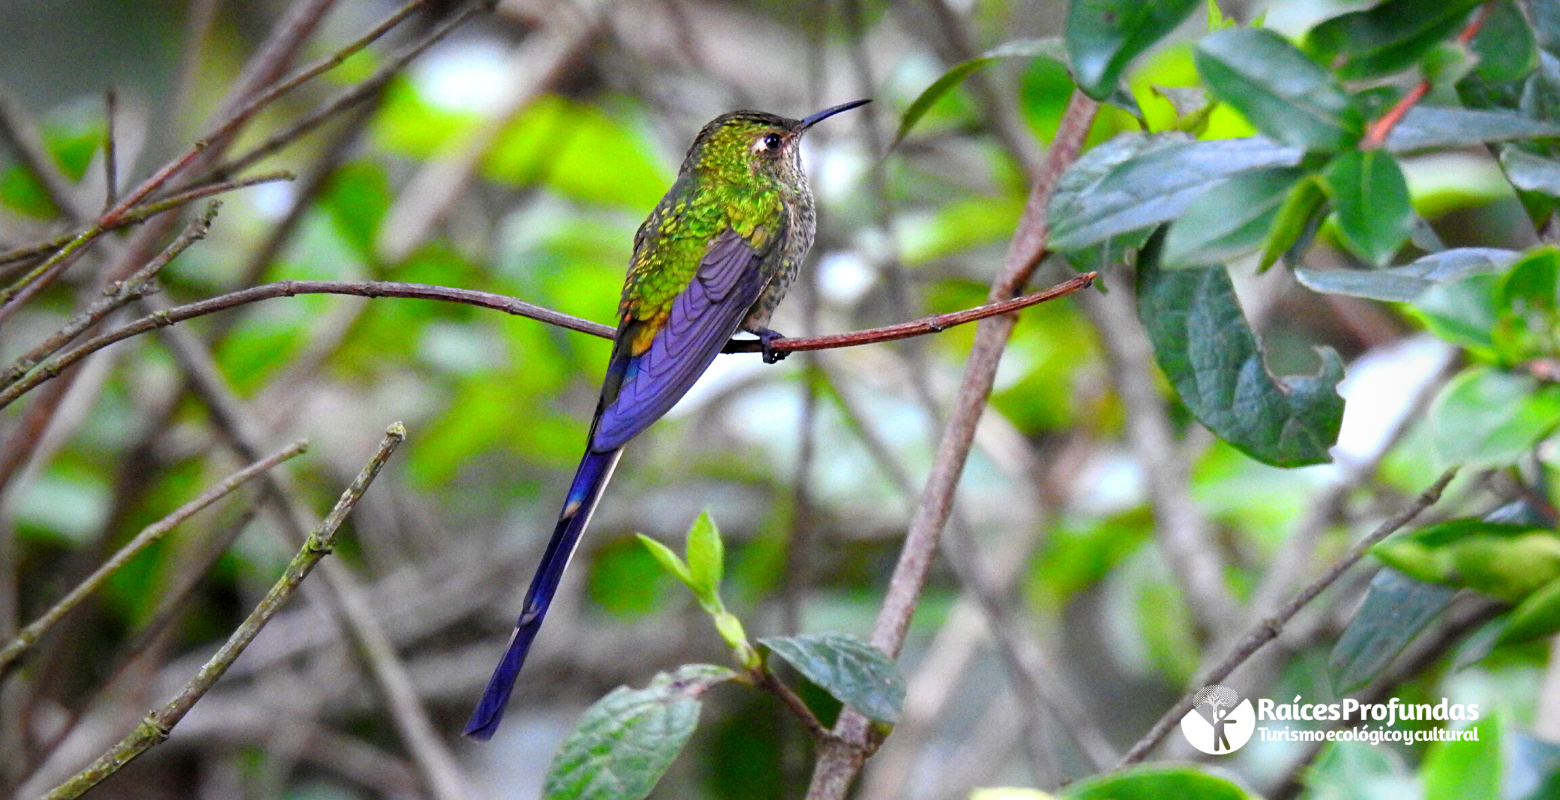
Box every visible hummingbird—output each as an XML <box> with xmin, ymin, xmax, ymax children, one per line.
<box><xmin>465</xmin><ymin>98</ymin><xmax>870</xmax><ymax>740</ymax></box>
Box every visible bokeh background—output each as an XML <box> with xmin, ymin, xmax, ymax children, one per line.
<box><xmin>0</xmin><ymin>0</ymin><xmax>1537</xmax><ymax>798</ymax></box>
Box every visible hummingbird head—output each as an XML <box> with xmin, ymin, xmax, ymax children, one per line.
<box><xmin>683</xmin><ymin>99</ymin><xmax>870</xmax><ymax>186</ymax></box>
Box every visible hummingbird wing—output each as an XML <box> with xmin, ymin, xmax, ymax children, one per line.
<box><xmin>591</xmin><ymin>227</ymin><xmax>772</xmax><ymax>451</ymax></box>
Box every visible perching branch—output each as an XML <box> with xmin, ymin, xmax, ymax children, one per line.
<box><xmin>40</xmin><ymin>424</ymin><xmax>403</xmax><ymax>800</ymax></box>
<box><xmin>0</xmin><ymin>439</ymin><xmax>307</xmax><ymax>675</ymax></box>
<box><xmin>0</xmin><ymin>274</ymin><xmax>1094</xmax><ymax>412</ymax></box>
<box><xmin>1117</xmin><ymin>467</ymin><xmax>1459</xmax><ymax>767</ymax></box>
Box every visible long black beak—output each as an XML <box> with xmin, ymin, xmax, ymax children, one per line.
<box><xmin>800</xmin><ymin>98</ymin><xmax>871</xmax><ymax>130</ymax></box>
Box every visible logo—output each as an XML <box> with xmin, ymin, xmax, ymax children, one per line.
<box><xmin>1180</xmin><ymin>684</ymin><xmax>1255</xmax><ymax>754</ymax></box>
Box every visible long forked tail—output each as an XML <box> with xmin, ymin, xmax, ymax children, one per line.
<box><xmin>464</xmin><ymin>446</ymin><xmax>624</xmax><ymax>740</ymax></box>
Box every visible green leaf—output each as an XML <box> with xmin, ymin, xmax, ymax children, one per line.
<box><xmin>1065</xmin><ymin>0</ymin><xmax>1201</xmax><ymax>100</ymax></box>
<box><xmin>1373</xmin><ymin>518</ymin><xmax>1560</xmax><ymax>601</ymax></box>
<box><xmin>1323</xmin><ymin>149</ymin><xmax>1414</xmax><ymax>267</ymax></box>
<box><xmin>636</xmin><ymin>533</ymin><xmax>693</xmax><ymax>588</ymax></box>
<box><xmin>758</xmin><ymin>633</ymin><xmax>905</xmax><ymax>724</ymax></box>
<box><xmin>1048</xmin><ymin>133</ymin><xmax>1302</xmax><ymax>252</ymax></box>
<box><xmin>544</xmin><ymin>665</ymin><xmax>736</xmax><ymax>800</ymax></box>
<box><xmin>1471</xmin><ymin>1</ymin><xmax>1537</xmax><ymax>84</ymax></box>
<box><xmin>1500</xmin><ymin>575</ymin><xmax>1560</xmax><ymax>644</ymax></box>
<box><xmin>894</xmin><ymin>39</ymin><xmax>1066</xmax><ymax>146</ymax></box>
<box><xmin>1258</xmin><ymin>174</ymin><xmax>1327</xmax><ymax>271</ymax></box>
<box><xmin>1411</xmin><ymin>272</ymin><xmax>1502</xmax><ymax>354</ymax></box>
<box><xmin>1162</xmin><ymin>167</ymin><xmax>1303</xmax><ymax>268</ymax></box>
<box><xmin>1064</xmin><ymin>765</ymin><xmax>1251</xmax><ymax>800</ymax></box>
<box><xmin>1195</xmin><ymin>27</ymin><xmax>1363</xmax><ymax>153</ymax></box>
<box><xmin>1420</xmin><ymin>711</ymin><xmax>1501</xmax><ymax>800</ymax></box>
<box><xmin>1296</xmin><ymin>248</ymin><xmax>1519</xmax><ymax>302</ymax></box>
<box><xmin>1305</xmin><ymin>0</ymin><xmax>1485</xmax><ymax>80</ymax></box>
<box><xmin>1501</xmin><ymin>147</ymin><xmax>1560</xmax><ymax>197</ymax></box>
<box><xmin>1384</xmin><ymin>107</ymin><xmax>1560</xmax><ymax>153</ymax></box>
<box><xmin>1138</xmin><ymin>238</ymin><xmax>1344</xmax><ymax>467</ymax></box>
<box><xmin>1329</xmin><ymin>568</ymin><xmax>1458</xmax><ymax>694</ymax></box>
<box><xmin>684</xmin><ymin>511</ymin><xmax>724</xmax><ymax>605</ymax></box>
<box><xmin>1501</xmin><ymin>246</ymin><xmax>1560</xmax><ymax>313</ymax></box>
<box><xmin>1429</xmin><ymin>365</ymin><xmax>1560</xmax><ymax>469</ymax></box>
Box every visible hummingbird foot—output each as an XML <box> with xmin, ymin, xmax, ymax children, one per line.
<box><xmin>755</xmin><ymin>328</ymin><xmax>789</xmax><ymax>364</ymax></box>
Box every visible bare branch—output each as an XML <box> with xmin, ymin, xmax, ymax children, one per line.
<box><xmin>39</xmin><ymin>425</ymin><xmax>403</xmax><ymax>800</ymax></box>
<box><xmin>806</xmin><ymin>88</ymin><xmax>1100</xmax><ymax>800</ymax></box>
<box><xmin>0</xmin><ymin>202</ymin><xmax>221</xmax><ymax>393</ymax></box>
<box><xmin>0</xmin><ymin>440</ymin><xmax>307</xmax><ymax>675</ymax></box>
<box><xmin>0</xmin><ymin>275</ymin><xmax>1092</xmax><ymax>412</ymax></box>
<box><xmin>1117</xmin><ymin>467</ymin><xmax>1459</xmax><ymax>766</ymax></box>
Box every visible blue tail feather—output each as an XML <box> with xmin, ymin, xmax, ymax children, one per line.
<box><xmin>464</xmin><ymin>447</ymin><xmax>623</xmax><ymax>740</ymax></box>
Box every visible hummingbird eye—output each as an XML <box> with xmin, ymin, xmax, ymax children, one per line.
<box><xmin>762</xmin><ymin>133</ymin><xmax>782</xmax><ymax>150</ymax></box>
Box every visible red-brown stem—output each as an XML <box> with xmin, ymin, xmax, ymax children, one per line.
<box><xmin>0</xmin><ymin>274</ymin><xmax>1094</xmax><ymax>412</ymax></box>
<box><xmin>1361</xmin><ymin>3</ymin><xmax>1491</xmax><ymax>150</ymax></box>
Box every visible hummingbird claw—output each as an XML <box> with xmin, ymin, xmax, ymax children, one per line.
<box><xmin>756</xmin><ymin>328</ymin><xmax>789</xmax><ymax>364</ymax></box>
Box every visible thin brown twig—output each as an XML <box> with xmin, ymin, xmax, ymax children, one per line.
<box><xmin>805</xmin><ymin>88</ymin><xmax>1101</xmax><ymax>800</ymax></box>
<box><xmin>0</xmin><ymin>170</ymin><xmax>291</xmax><ymax>271</ymax></box>
<box><xmin>0</xmin><ymin>202</ymin><xmax>220</xmax><ymax>392</ymax></box>
<box><xmin>1361</xmin><ymin>4</ymin><xmax>1491</xmax><ymax>149</ymax></box>
<box><xmin>753</xmin><ymin>667</ymin><xmax>832</xmax><ymax>742</ymax></box>
<box><xmin>0</xmin><ymin>274</ymin><xmax>1093</xmax><ymax>412</ymax></box>
<box><xmin>208</xmin><ymin>3</ymin><xmax>486</xmax><ymax>182</ymax></box>
<box><xmin>144</xmin><ymin>313</ymin><xmax>478</xmax><ymax>800</ymax></box>
<box><xmin>39</xmin><ymin>425</ymin><xmax>403</xmax><ymax>800</ymax></box>
<box><xmin>1116</xmin><ymin>467</ymin><xmax>1459</xmax><ymax>767</ymax></box>
<box><xmin>0</xmin><ymin>440</ymin><xmax>307</xmax><ymax>675</ymax></box>
<box><xmin>103</xmin><ymin>89</ymin><xmax>118</xmax><ymax>210</ymax></box>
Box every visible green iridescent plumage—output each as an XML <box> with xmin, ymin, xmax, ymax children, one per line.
<box><xmin>466</xmin><ymin>99</ymin><xmax>868</xmax><ymax>740</ymax></box>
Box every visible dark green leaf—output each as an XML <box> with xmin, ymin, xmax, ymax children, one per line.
<box><xmin>544</xmin><ymin>665</ymin><xmax>736</xmax><ymax>800</ymax></box>
<box><xmin>1421</xmin><ymin>711</ymin><xmax>1501</xmax><ymax>800</ymax></box>
<box><xmin>1372</xmin><ymin>518</ymin><xmax>1560</xmax><ymax>600</ymax></box>
<box><xmin>1138</xmin><ymin>237</ymin><xmax>1344</xmax><ymax>467</ymax></box>
<box><xmin>1064</xmin><ymin>765</ymin><xmax>1251</xmax><ymax>800</ymax></box>
<box><xmin>1296</xmin><ymin>248</ymin><xmax>1519</xmax><ymax>302</ymax></box>
<box><xmin>1162</xmin><ymin>167</ymin><xmax>1303</xmax><ymax>268</ymax></box>
<box><xmin>1428</xmin><ymin>365</ymin><xmax>1560</xmax><ymax>469</ymax></box>
<box><xmin>1048</xmin><ymin>133</ymin><xmax>1302</xmax><ymax>252</ymax></box>
<box><xmin>895</xmin><ymin>39</ymin><xmax>1067</xmax><ymax>146</ymax></box>
<box><xmin>1196</xmin><ymin>27</ymin><xmax>1363</xmax><ymax>152</ymax></box>
<box><xmin>1384</xmin><ymin>107</ymin><xmax>1560</xmax><ymax>153</ymax></box>
<box><xmin>758</xmin><ymin>633</ymin><xmax>904</xmax><ymax>724</ymax></box>
<box><xmin>1502</xmin><ymin>147</ymin><xmax>1560</xmax><ymax>196</ymax></box>
<box><xmin>1467</xmin><ymin>1</ymin><xmax>1538</xmax><ymax>85</ymax></box>
<box><xmin>1329</xmin><ymin>568</ymin><xmax>1457</xmax><ymax>693</ymax></box>
<box><xmin>1306</xmin><ymin>0</ymin><xmax>1485</xmax><ymax>80</ymax></box>
<box><xmin>1065</xmin><ymin>0</ymin><xmax>1200</xmax><ymax>100</ymax></box>
<box><xmin>1500</xmin><ymin>575</ymin><xmax>1560</xmax><ymax>644</ymax></box>
<box><xmin>1258</xmin><ymin>174</ymin><xmax>1327</xmax><ymax>271</ymax></box>
<box><xmin>1324</xmin><ymin>149</ymin><xmax>1414</xmax><ymax>267</ymax></box>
